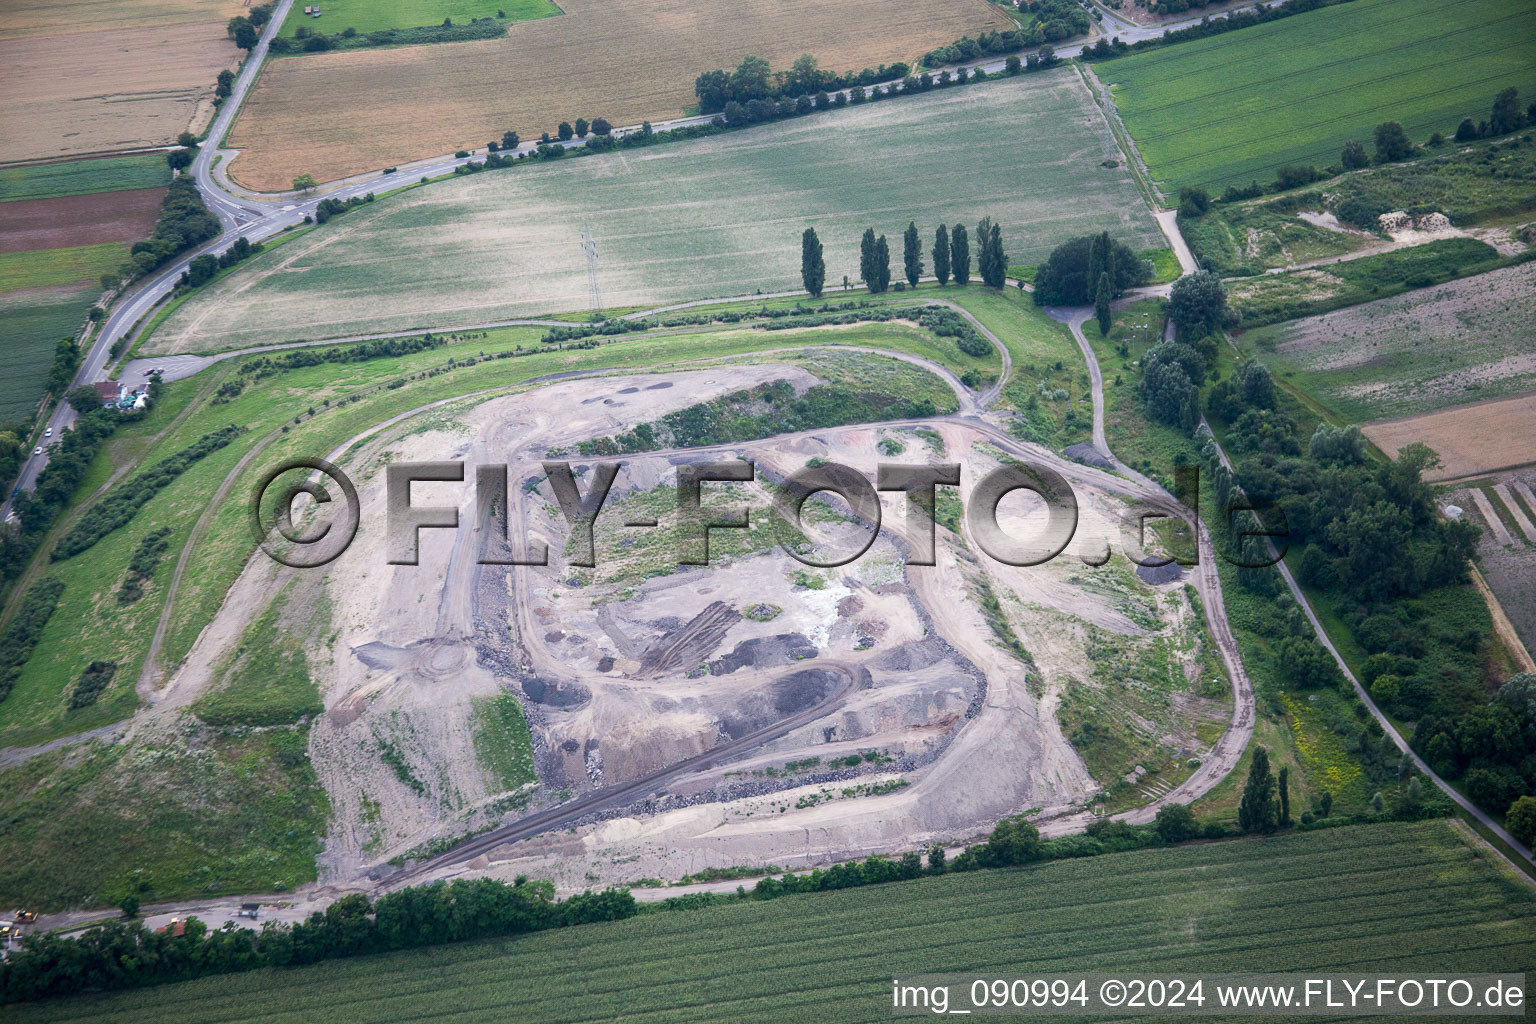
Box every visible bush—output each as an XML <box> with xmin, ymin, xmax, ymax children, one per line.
<box><xmin>1032</xmin><ymin>234</ymin><xmax>1150</xmax><ymax>305</ymax></box>
<box><xmin>0</xmin><ymin>577</ymin><xmax>65</xmax><ymax>703</ymax></box>
<box><xmin>1154</xmin><ymin>803</ymin><xmax>1201</xmax><ymax>843</ymax></box>
<box><xmin>1507</xmin><ymin>795</ymin><xmax>1536</xmax><ymax>846</ymax></box>
<box><xmin>1337</xmin><ymin>193</ymin><xmax>1391</xmax><ymax>230</ymax></box>
<box><xmin>1178</xmin><ymin>187</ymin><xmax>1210</xmax><ymax>218</ymax></box>
<box><xmin>53</xmin><ymin>425</ymin><xmax>244</xmax><ymax>561</ymax></box>
<box><xmin>69</xmin><ymin>661</ymin><xmax>117</xmax><ymax>709</ymax></box>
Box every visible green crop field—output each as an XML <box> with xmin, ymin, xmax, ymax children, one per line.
<box><xmin>278</xmin><ymin>0</ymin><xmax>559</xmax><ymax>37</ymax></box>
<box><xmin>0</xmin><ymin>155</ymin><xmax>171</xmax><ymax>204</ymax></box>
<box><xmin>0</xmin><ymin>287</ymin><xmax>91</xmax><ymax>423</ymax></box>
<box><xmin>0</xmin><ymin>242</ymin><xmax>126</xmax><ymax>295</ymax></box>
<box><xmin>1240</xmin><ymin>260</ymin><xmax>1536</xmax><ymax>422</ymax></box>
<box><xmin>9</xmin><ymin>821</ymin><xmax>1533</xmax><ymax>1022</ymax></box>
<box><xmin>147</xmin><ymin>70</ymin><xmax>1163</xmax><ymax>355</ymax></box>
<box><xmin>1105</xmin><ymin>0</ymin><xmax>1536</xmax><ymax>192</ymax></box>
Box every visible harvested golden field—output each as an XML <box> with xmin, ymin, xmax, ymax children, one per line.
<box><xmin>225</xmin><ymin>0</ymin><xmax>1010</xmax><ymax>188</ymax></box>
<box><xmin>1364</xmin><ymin>392</ymin><xmax>1536</xmax><ymax>482</ymax></box>
<box><xmin>0</xmin><ymin>0</ymin><xmax>240</xmax><ymax>38</ymax></box>
<box><xmin>0</xmin><ymin>22</ymin><xmax>239</xmax><ymax>163</ymax></box>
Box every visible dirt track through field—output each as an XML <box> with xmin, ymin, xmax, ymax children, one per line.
<box><xmin>224</xmin><ymin>0</ymin><xmax>1010</xmax><ymax>188</ymax></box>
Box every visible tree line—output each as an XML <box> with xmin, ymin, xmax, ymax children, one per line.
<box><xmin>695</xmin><ymin>54</ymin><xmax>912</xmax><ymax>114</ymax></box>
<box><xmin>111</xmin><ymin>178</ymin><xmax>219</xmax><ymax>286</ymax></box>
<box><xmin>0</xmin><ymin>877</ymin><xmax>637</xmax><ymax>1004</ymax></box>
<box><xmin>798</xmin><ymin>218</ymin><xmax>1007</xmax><ymax>299</ymax></box>
<box><xmin>1141</xmin><ymin>287</ymin><xmax>1526</xmax><ymax>829</ymax></box>
<box><xmin>920</xmin><ymin>0</ymin><xmax>1088</xmax><ymax>68</ymax></box>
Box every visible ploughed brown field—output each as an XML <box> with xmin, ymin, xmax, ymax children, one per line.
<box><xmin>1363</xmin><ymin>392</ymin><xmax>1536</xmax><ymax>482</ymax></box>
<box><xmin>0</xmin><ymin>22</ymin><xmax>238</xmax><ymax>163</ymax></box>
<box><xmin>0</xmin><ymin>188</ymin><xmax>166</xmax><ymax>253</ymax></box>
<box><xmin>224</xmin><ymin>0</ymin><xmax>1010</xmax><ymax>188</ymax></box>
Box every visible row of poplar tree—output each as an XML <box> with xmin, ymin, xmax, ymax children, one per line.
<box><xmin>798</xmin><ymin>219</ymin><xmax>1008</xmax><ymax>298</ymax></box>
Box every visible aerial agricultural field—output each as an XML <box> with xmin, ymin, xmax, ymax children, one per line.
<box><xmin>0</xmin><ymin>238</ymin><xmax>138</xmax><ymax>423</ymax></box>
<box><xmin>224</xmin><ymin>0</ymin><xmax>1012</xmax><ymax>187</ymax></box>
<box><xmin>1456</xmin><ymin>468</ymin><xmax>1536</xmax><ymax>658</ymax></box>
<box><xmin>0</xmin><ymin>189</ymin><xmax>164</xmax><ymax>253</ymax></box>
<box><xmin>0</xmin><ymin>161</ymin><xmax>171</xmax><ymax>421</ymax></box>
<box><xmin>1103</xmin><ymin>0</ymin><xmax>1536</xmax><ymax>192</ymax></box>
<box><xmin>9</xmin><ymin>822</ymin><xmax>1533</xmax><ymax>1022</ymax></box>
<box><xmin>0</xmin><ymin>0</ymin><xmax>241</xmax><ymax>163</ymax></box>
<box><xmin>277</xmin><ymin>0</ymin><xmax>558</xmax><ymax>37</ymax></box>
<box><xmin>0</xmin><ymin>289</ymin><xmax>92</xmax><ymax>422</ymax></box>
<box><xmin>0</xmin><ymin>0</ymin><xmax>240</xmax><ymax>37</ymax></box>
<box><xmin>1241</xmin><ymin>261</ymin><xmax>1536</xmax><ymax>423</ymax></box>
<box><xmin>1363</xmin><ymin>393</ymin><xmax>1536</xmax><ymax>482</ymax></box>
<box><xmin>156</xmin><ymin>72</ymin><xmax>1162</xmax><ymax>352</ymax></box>
<box><xmin>0</xmin><ymin>154</ymin><xmax>170</xmax><ymax>203</ymax></box>
<box><xmin>1225</xmin><ymin>236</ymin><xmax>1505</xmax><ymax>328</ymax></box>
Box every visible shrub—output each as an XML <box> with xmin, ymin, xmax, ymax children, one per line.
<box><xmin>69</xmin><ymin>661</ymin><xmax>117</xmax><ymax>709</ymax></box>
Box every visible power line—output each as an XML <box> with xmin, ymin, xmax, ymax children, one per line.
<box><xmin>581</xmin><ymin>220</ymin><xmax>601</xmax><ymax>314</ymax></box>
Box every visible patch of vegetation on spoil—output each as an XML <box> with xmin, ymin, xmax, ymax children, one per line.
<box><xmin>1183</xmin><ymin>134</ymin><xmax>1536</xmax><ymax>275</ymax></box>
<box><xmin>53</xmin><ymin>425</ymin><xmax>245</xmax><ymax>561</ymax></box>
<box><xmin>1060</xmin><ymin>617</ymin><xmax>1203</xmax><ymax>797</ymax></box>
<box><xmin>1238</xmin><ymin>262</ymin><xmax>1536</xmax><ymax>421</ymax></box>
<box><xmin>191</xmin><ymin>596</ymin><xmax>323</xmax><ymax>729</ymax></box>
<box><xmin>472</xmin><ymin>693</ymin><xmax>538</xmax><ymax>793</ymax></box>
<box><xmin>10</xmin><ymin>821</ymin><xmax>1534</xmax><ymax>1019</ymax></box>
<box><xmin>1106</xmin><ymin>0</ymin><xmax>1536</xmax><ymax>191</ymax></box>
<box><xmin>1228</xmin><ymin>237</ymin><xmax>1507</xmax><ymax>327</ymax></box>
<box><xmin>67</xmin><ymin>661</ymin><xmax>117</xmax><ymax>710</ymax></box>
<box><xmin>0</xmin><ymin>726</ymin><xmax>328</xmax><ymax>911</ymax></box>
<box><xmin>576</xmin><ymin>366</ymin><xmax>950</xmax><ymax>458</ymax></box>
<box><xmin>586</xmin><ymin>481</ymin><xmax>805</xmax><ymax>590</ymax></box>
<box><xmin>971</xmin><ymin>573</ymin><xmax>1036</xmax><ymax>671</ymax></box>
<box><xmin>0</xmin><ymin>154</ymin><xmax>172</xmax><ymax>204</ymax></box>
<box><xmin>1067</xmin><ymin>562</ymin><xmax>1161</xmax><ymax>630</ymax></box>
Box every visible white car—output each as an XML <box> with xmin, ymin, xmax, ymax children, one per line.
<box><xmin>44</xmin><ymin>428</ymin><xmax>52</xmax><ymax>437</ymax></box>
<box><xmin>33</xmin><ymin>447</ymin><xmax>42</xmax><ymax>456</ymax></box>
